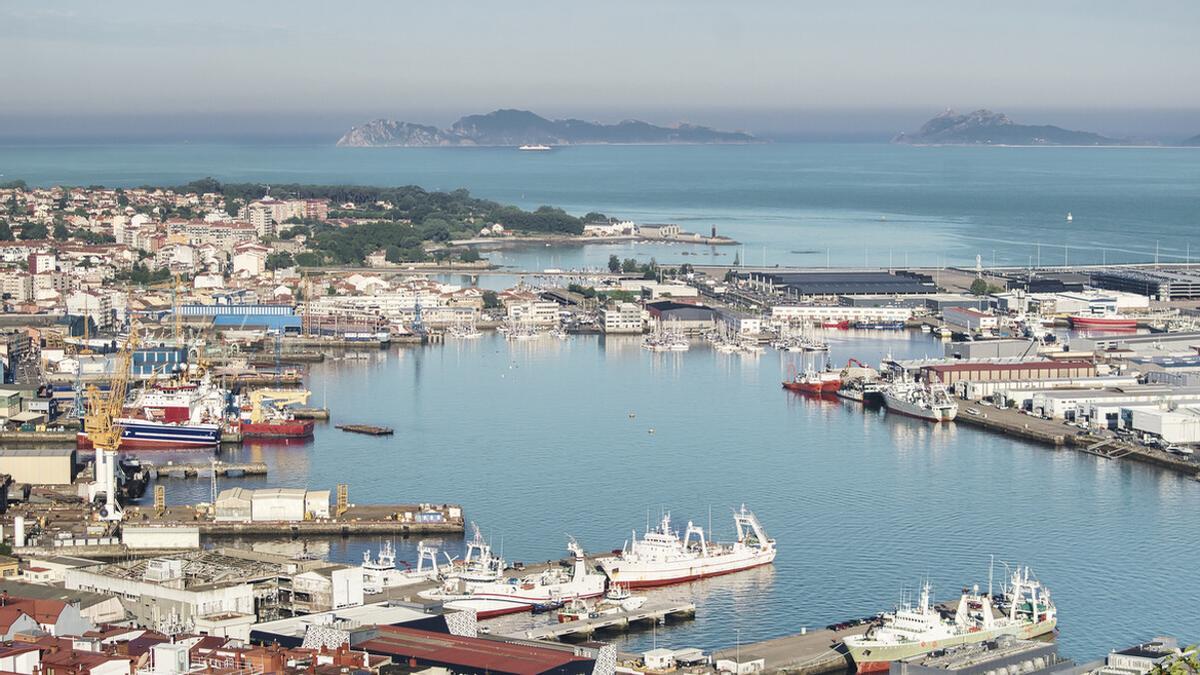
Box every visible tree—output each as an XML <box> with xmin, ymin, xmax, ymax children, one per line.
<box><xmin>482</xmin><ymin>290</ymin><xmax>500</xmax><ymax>309</ymax></box>
<box><xmin>460</xmin><ymin>248</ymin><xmax>481</xmax><ymax>263</ymax></box>
<box><xmin>266</xmin><ymin>252</ymin><xmax>294</xmax><ymax>270</ymax></box>
<box><xmin>0</xmin><ymin>222</ymin><xmax>12</xmax><ymax>241</ymax></box>
<box><xmin>969</xmin><ymin>278</ymin><xmax>991</xmax><ymax>295</ymax></box>
<box><xmin>583</xmin><ymin>211</ymin><xmax>608</xmax><ymax>223</ymax></box>
<box><xmin>53</xmin><ymin>222</ymin><xmax>70</xmax><ymax>240</ymax></box>
<box><xmin>621</xmin><ymin>258</ymin><xmax>639</xmax><ymax>274</ymax></box>
<box><xmin>19</xmin><ymin>223</ymin><xmax>47</xmax><ymax>240</ymax></box>
<box><xmin>608</xmin><ymin>254</ymin><xmax>620</xmax><ymax>273</ymax></box>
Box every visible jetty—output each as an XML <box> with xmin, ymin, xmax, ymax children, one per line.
<box><xmin>337</xmin><ymin>424</ymin><xmax>393</xmax><ymax>436</ymax></box>
<box><xmin>711</xmin><ymin>626</ymin><xmax>861</xmax><ymax>675</ymax></box>
<box><xmin>520</xmin><ymin>601</ymin><xmax>695</xmax><ymax>640</ymax></box>
<box><xmin>147</xmin><ymin>461</ymin><xmax>268</xmax><ymax>479</ymax></box>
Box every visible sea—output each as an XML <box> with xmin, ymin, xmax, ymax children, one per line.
<box><xmin>3</xmin><ymin>142</ymin><xmax>1199</xmax><ymax>658</ymax></box>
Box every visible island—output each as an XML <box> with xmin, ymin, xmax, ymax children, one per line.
<box><xmin>1181</xmin><ymin>133</ymin><xmax>1200</xmax><ymax>146</ymax></box>
<box><xmin>893</xmin><ymin>109</ymin><xmax>1129</xmax><ymax>146</ymax></box>
<box><xmin>337</xmin><ymin>108</ymin><xmax>756</xmax><ymax>147</ymax></box>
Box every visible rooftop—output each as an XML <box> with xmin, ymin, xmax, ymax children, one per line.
<box><xmin>361</xmin><ymin>626</ymin><xmax>593</xmax><ymax>674</ymax></box>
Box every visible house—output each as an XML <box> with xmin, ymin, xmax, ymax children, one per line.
<box><xmin>232</xmin><ymin>243</ymin><xmax>270</xmax><ymax>277</ymax></box>
<box><xmin>1</xmin><ymin>591</ymin><xmax>96</xmax><ymax>636</ymax></box>
<box><xmin>0</xmin><ymin>642</ymin><xmax>40</xmax><ymax>673</ymax></box>
<box><xmin>0</xmin><ymin>608</ymin><xmax>39</xmax><ymax>640</ymax></box>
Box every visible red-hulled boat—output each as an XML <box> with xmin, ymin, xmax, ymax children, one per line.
<box><xmin>1068</xmin><ymin>314</ymin><xmax>1138</xmax><ymax>330</ymax></box>
<box><xmin>783</xmin><ymin>368</ymin><xmax>841</xmax><ymax>393</ymax></box>
<box><xmin>821</xmin><ymin>319</ymin><xmax>851</xmax><ymax>329</ymax></box>
<box><xmin>239</xmin><ymin>418</ymin><xmax>315</xmax><ymax>439</ymax></box>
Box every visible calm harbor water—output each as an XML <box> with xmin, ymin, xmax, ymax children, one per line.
<box><xmin>4</xmin><ymin>142</ymin><xmax>1200</xmax><ymax>269</ymax></box>
<box><xmin>9</xmin><ymin>141</ymin><xmax>1199</xmax><ymax>656</ymax></box>
<box><xmin>157</xmin><ymin>330</ymin><xmax>1200</xmax><ymax>658</ymax></box>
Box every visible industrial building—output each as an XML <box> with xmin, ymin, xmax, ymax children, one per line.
<box><xmin>1126</xmin><ymin>355</ymin><xmax>1200</xmax><ymax>387</ymax></box>
<box><xmin>921</xmin><ymin>360</ymin><xmax>1096</xmax><ymax>386</ymax></box>
<box><xmin>942</xmin><ymin>307</ymin><xmax>999</xmax><ymax>332</ymax></box>
<box><xmin>771</xmin><ymin>304</ymin><xmax>912</xmax><ymax>324</ymax></box>
<box><xmin>249</xmin><ymin>601</ymin><xmax>445</xmax><ymax>648</ymax></box>
<box><xmin>359</xmin><ymin>625</ymin><xmax>599</xmax><ymax>675</ymax></box>
<box><xmin>1090</xmin><ymin>268</ymin><xmax>1200</xmax><ymax>301</ymax></box>
<box><xmin>944</xmin><ymin>339</ymin><xmax>1041</xmax><ymax>360</ymax></box>
<box><xmin>214</xmin><ymin>487</ymin><xmax>331</xmax><ymax>523</ymax></box>
<box><xmin>962</xmin><ymin>375</ymin><xmax>1140</xmax><ymax>404</ymax></box>
<box><xmin>600</xmin><ymin>302</ymin><xmax>644</xmax><ymax>334</ymax></box>
<box><xmin>0</xmin><ymin>447</ymin><xmax>76</xmax><ymax>485</ymax></box>
<box><xmin>1029</xmin><ymin>385</ymin><xmax>1200</xmax><ymax>421</ymax></box>
<box><xmin>1073</xmin><ymin>331</ymin><xmax>1200</xmax><ymax>357</ymax></box>
<box><xmin>645</xmin><ymin>300</ymin><xmax>717</xmax><ymax>336</ymax></box>
<box><xmin>741</xmin><ymin>270</ymin><xmax>935</xmax><ymax>299</ymax></box>
<box><xmin>64</xmin><ymin>549</ymin><xmax>363</xmax><ymax>636</ymax></box>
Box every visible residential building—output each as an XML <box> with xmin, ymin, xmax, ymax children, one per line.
<box><xmin>601</xmin><ymin>302</ymin><xmax>644</xmax><ymax>334</ymax></box>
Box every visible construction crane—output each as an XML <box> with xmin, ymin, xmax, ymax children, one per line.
<box><xmin>247</xmin><ymin>388</ymin><xmax>310</xmax><ymax>423</ymax></box>
<box><xmin>84</xmin><ymin>321</ymin><xmax>139</xmax><ymax>521</ymax></box>
<box><xmin>172</xmin><ymin>272</ymin><xmax>184</xmax><ymax>347</ymax></box>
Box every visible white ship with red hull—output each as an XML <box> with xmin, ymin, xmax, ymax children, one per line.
<box><xmin>598</xmin><ymin>505</ymin><xmax>775</xmax><ymax>588</ymax></box>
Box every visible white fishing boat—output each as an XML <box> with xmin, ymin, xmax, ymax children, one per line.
<box><xmin>420</xmin><ymin>537</ymin><xmax>606</xmax><ymax>618</ymax></box>
<box><xmin>518</xmin><ymin>144</ymin><xmax>553</xmax><ymax>151</ymax></box>
<box><xmin>361</xmin><ymin>540</ymin><xmax>441</xmax><ymax>593</ymax></box>
<box><xmin>597</xmin><ymin>505</ymin><xmax>776</xmax><ymax>588</ymax></box>
<box><xmin>556</xmin><ymin>583</ymin><xmax>647</xmax><ymax>622</ymax></box>
<box><xmin>881</xmin><ymin>381</ymin><xmax>958</xmax><ymax>422</ymax></box>
<box><xmin>843</xmin><ymin>565</ymin><xmax>1057</xmax><ymax>673</ymax></box>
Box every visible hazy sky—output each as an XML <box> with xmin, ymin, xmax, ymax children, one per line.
<box><xmin>2</xmin><ymin>1</ymin><xmax>1198</xmax><ymax>139</ymax></box>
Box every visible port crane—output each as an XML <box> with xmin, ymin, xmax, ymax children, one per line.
<box><xmin>247</xmin><ymin>388</ymin><xmax>310</xmax><ymax>423</ymax></box>
<box><xmin>84</xmin><ymin>321</ymin><xmax>139</xmax><ymax>521</ymax></box>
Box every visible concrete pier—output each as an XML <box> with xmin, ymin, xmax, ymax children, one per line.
<box><xmin>147</xmin><ymin>461</ymin><xmax>268</xmax><ymax>478</ymax></box>
<box><xmin>712</xmin><ymin>626</ymin><xmax>862</xmax><ymax>675</ymax></box>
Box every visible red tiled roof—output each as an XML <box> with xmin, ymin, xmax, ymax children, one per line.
<box><xmin>0</xmin><ymin>609</ymin><xmax>32</xmax><ymax>634</ymax></box>
<box><xmin>359</xmin><ymin>626</ymin><xmax>592</xmax><ymax>674</ymax></box>
<box><xmin>2</xmin><ymin>597</ymin><xmax>67</xmax><ymax>625</ymax></box>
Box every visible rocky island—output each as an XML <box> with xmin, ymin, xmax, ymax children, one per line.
<box><xmin>893</xmin><ymin>109</ymin><xmax>1129</xmax><ymax>146</ymax></box>
<box><xmin>337</xmin><ymin>108</ymin><xmax>755</xmax><ymax>147</ymax></box>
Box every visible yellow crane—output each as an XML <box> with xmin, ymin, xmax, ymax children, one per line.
<box><xmin>84</xmin><ymin>321</ymin><xmax>139</xmax><ymax>521</ymax></box>
<box><xmin>248</xmin><ymin>388</ymin><xmax>310</xmax><ymax>423</ymax></box>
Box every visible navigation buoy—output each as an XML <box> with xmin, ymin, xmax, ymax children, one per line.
<box><xmin>1066</xmin><ymin>212</ymin><xmax>1073</xmax><ymax>222</ymax></box>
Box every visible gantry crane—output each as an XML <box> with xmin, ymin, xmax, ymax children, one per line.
<box><xmin>84</xmin><ymin>321</ymin><xmax>139</xmax><ymax>521</ymax></box>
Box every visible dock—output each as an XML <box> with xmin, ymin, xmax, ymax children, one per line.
<box><xmin>956</xmin><ymin>406</ymin><xmax>1200</xmax><ymax>477</ymax></box>
<box><xmin>293</xmin><ymin>407</ymin><xmax>330</xmax><ymax>420</ymax></box>
<box><xmin>336</xmin><ymin>424</ymin><xmax>393</xmax><ymax>436</ymax></box>
<box><xmin>520</xmin><ymin>601</ymin><xmax>696</xmax><ymax>640</ymax></box>
<box><xmin>147</xmin><ymin>462</ymin><xmax>268</xmax><ymax>478</ymax></box>
<box><xmin>0</xmin><ymin>430</ymin><xmax>76</xmax><ymax>445</ymax></box>
<box><xmin>124</xmin><ymin>503</ymin><xmax>464</xmax><ymax>537</ymax></box>
<box><xmin>711</xmin><ymin>626</ymin><xmax>861</xmax><ymax>675</ymax></box>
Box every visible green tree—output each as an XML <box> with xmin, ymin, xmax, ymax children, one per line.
<box><xmin>53</xmin><ymin>221</ymin><xmax>70</xmax><ymax>240</ymax></box>
<box><xmin>608</xmin><ymin>254</ymin><xmax>620</xmax><ymax>273</ymax></box>
<box><xmin>460</xmin><ymin>248</ymin><xmax>481</xmax><ymax>263</ymax></box>
<box><xmin>19</xmin><ymin>223</ymin><xmax>48</xmax><ymax>240</ymax></box>
<box><xmin>969</xmin><ymin>278</ymin><xmax>990</xmax><ymax>295</ymax></box>
<box><xmin>621</xmin><ymin>258</ymin><xmax>639</xmax><ymax>274</ymax></box>
<box><xmin>583</xmin><ymin>212</ymin><xmax>608</xmax><ymax>223</ymax></box>
<box><xmin>295</xmin><ymin>252</ymin><xmax>324</xmax><ymax>267</ymax></box>
<box><xmin>482</xmin><ymin>290</ymin><xmax>500</xmax><ymax>309</ymax></box>
<box><xmin>0</xmin><ymin>222</ymin><xmax>12</xmax><ymax>241</ymax></box>
<box><xmin>266</xmin><ymin>252</ymin><xmax>294</xmax><ymax>270</ymax></box>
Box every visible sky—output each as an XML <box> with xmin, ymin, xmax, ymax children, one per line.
<box><xmin>2</xmin><ymin>1</ymin><xmax>1198</xmax><ymax>141</ymax></box>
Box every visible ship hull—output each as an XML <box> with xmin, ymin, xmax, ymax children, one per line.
<box><xmin>77</xmin><ymin>419</ymin><xmax>221</xmax><ymax>451</ymax></box>
<box><xmin>846</xmin><ymin>617</ymin><xmax>1057</xmax><ymax>673</ymax></box>
<box><xmin>783</xmin><ymin>380</ymin><xmax>841</xmax><ymax>393</ymax></box>
<box><xmin>599</xmin><ymin>549</ymin><xmax>776</xmax><ymax>588</ymax></box>
<box><xmin>241</xmin><ymin>420</ymin><xmax>315</xmax><ymax>439</ymax></box>
<box><xmin>1068</xmin><ymin>315</ymin><xmax>1137</xmax><ymax>330</ymax></box>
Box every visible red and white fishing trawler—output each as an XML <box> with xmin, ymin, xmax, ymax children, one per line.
<box><xmin>597</xmin><ymin>505</ymin><xmax>776</xmax><ymax>588</ymax></box>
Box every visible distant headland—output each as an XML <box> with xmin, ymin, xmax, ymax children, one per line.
<box><xmin>336</xmin><ymin>109</ymin><xmax>757</xmax><ymax>147</ymax></box>
<box><xmin>893</xmin><ymin>109</ymin><xmax>1133</xmax><ymax>146</ymax></box>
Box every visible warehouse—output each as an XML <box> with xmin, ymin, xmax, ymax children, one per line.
<box><xmin>1128</xmin><ymin>408</ymin><xmax>1200</xmax><ymax>444</ymax></box>
<box><xmin>214</xmin><ymin>487</ymin><xmax>252</xmax><ymax>522</ymax></box>
<box><xmin>944</xmin><ymin>339</ymin><xmax>1040</xmax><ymax>361</ymax></box>
<box><xmin>645</xmin><ymin>300</ymin><xmax>716</xmax><ymax>335</ymax></box>
<box><xmin>771</xmin><ymin>304</ymin><xmax>912</xmax><ymax>324</ymax></box>
<box><xmin>922</xmin><ymin>360</ymin><xmax>1095</xmax><ymax>386</ymax></box>
<box><xmin>249</xmin><ymin>601</ymin><xmax>443</xmax><ymax>648</ymax></box>
<box><xmin>1090</xmin><ymin>268</ymin><xmax>1200</xmax><ymax>301</ymax></box>
<box><xmin>960</xmin><ymin>375</ymin><xmax>1140</xmax><ymax>404</ymax></box>
<box><xmin>743</xmin><ymin>270</ymin><xmax>934</xmax><ymax>299</ymax></box>
<box><xmin>943</xmin><ymin>307</ymin><xmax>999</xmax><ymax>332</ymax></box>
<box><xmin>121</xmin><ymin>526</ymin><xmax>200</xmax><ymax>550</ymax></box>
<box><xmin>1031</xmin><ymin>386</ymin><xmax>1200</xmax><ymax>420</ymax></box>
<box><xmin>359</xmin><ymin>625</ymin><xmax>597</xmax><ymax>675</ymax></box>
<box><xmin>0</xmin><ymin>447</ymin><xmax>76</xmax><ymax>485</ymax></box>
<box><xmin>1127</xmin><ymin>356</ymin><xmax>1200</xmax><ymax>387</ymax></box>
